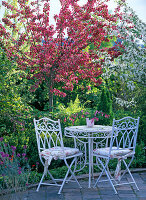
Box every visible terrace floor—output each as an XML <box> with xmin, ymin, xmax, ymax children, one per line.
<box><xmin>1</xmin><ymin>170</ymin><xmax>146</xmax><ymax>200</ymax></box>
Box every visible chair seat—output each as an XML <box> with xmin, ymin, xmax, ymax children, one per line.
<box><xmin>93</xmin><ymin>147</ymin><xmax>133</xmax><ymax>158</ymax></box>
<box><xmin>40</xmin><ymin>147</ymin><xmax>80</xmax><ymax>162</ymax></box>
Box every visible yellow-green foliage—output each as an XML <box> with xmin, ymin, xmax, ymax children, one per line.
<box><xmin>57</xmin><ymin>95</ymin><xmax>83</xmax><ymax>116</ymax></box>
<box><xmin>52</xmin><ymin>95</ymin><xmax>86</xmax><ymax>128</ymax></box>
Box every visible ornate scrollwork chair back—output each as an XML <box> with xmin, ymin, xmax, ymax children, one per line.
<box><xmin>111</xmin><ymin>117</ymin><xmax>139</xmax><ymax>152</ymax></box>
<box><xmin>34</xmin><ymin>118</ymin><xmax>63</xmax><ymax>160</ymax></box>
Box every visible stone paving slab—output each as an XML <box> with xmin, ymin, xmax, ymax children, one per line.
<box><xmin>0</xmin><ymin>171</ymin><xmax>146</xmax><ymax>200</ymax></box>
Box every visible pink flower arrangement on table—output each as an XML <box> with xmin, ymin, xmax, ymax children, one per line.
<box><xmin>67</xmin><ymin>110</ymin><xmax>110</xmax><ymax>125</ymax></box>
<box><xmin>85</xmin><ymin>110</ymin><xmax>110</xmax><ymax>121</ymax></box>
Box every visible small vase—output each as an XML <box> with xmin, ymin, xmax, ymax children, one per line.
<box><xmin>86</xmin><ymin>118</ymin><xmax>94</xmax><ymax>128</ymax></box>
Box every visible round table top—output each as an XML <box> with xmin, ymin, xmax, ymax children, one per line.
<box><xmin>65</xmin><ymin>125</ymin><xmax>112</xmax><ymax>132</ymax></box>
<box><xmin>64</xmin><ymin>125</ymin><xmax>113</xmax><ymax>138</ymax></box>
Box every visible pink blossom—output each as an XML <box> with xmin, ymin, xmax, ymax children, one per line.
<box><xmin>87</xmin><ymin>86</ymin><xmax>91</xmax><ymax>90</ymax></box>
<box><xmin>94</xmin><ymin>117</ymin><xmax>99</xmax><ymax>121</ymax></box>
<box><xmin>64</xmin><ymin>118</ymin><xmax>67</xmax><ymax>122</ymax></box>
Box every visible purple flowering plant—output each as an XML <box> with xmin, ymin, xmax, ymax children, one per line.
<box><xmin>0</xmin><ymin>138</ymin><xmax>30</xmax><ymax>191</ymax></box>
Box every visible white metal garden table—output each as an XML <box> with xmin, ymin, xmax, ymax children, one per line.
<box><xmin>64</xmin><ymin>125</ymin><xmax>113</xmax><ymax>188</ymax></box>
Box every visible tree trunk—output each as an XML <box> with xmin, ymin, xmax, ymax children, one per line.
<box><xmin>44</xmin><ymin>75</ymin><xmax>54</xmax><ymax>112</ymax></box>
<box><xmin>48</xmin><ymin>66</ymin><xmax>55</xmax><ymax>113</ymax></box>
<box><xmin>45</xmin><ymin>64</ymin><xmax>56</xmax><ymax>112</ymax></box>
<box><xmin>49</xmin><ymin>90</ymin><xmax>53</xmax><ymax>112</ymax></box>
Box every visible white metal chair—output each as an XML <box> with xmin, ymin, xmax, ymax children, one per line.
<box><xmin>34</xmin><ymin>117</ymin><xmax>83</xmax><ymax>194</ymax></box>
<box><xmin>93</xmin><ymin>116</ymin><xmax>140</xmax><ymax>194</ymax></box>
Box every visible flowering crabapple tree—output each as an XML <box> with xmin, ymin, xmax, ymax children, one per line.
<box><xmin>0</xmin><ymin>0</ymin><xmax>123</xmax><ymax>111</ymax></box>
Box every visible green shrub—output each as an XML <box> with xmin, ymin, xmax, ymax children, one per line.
<box><xmin>97</xmin><ymin>87</ymin><xmax>113</xmax><ymax>125</ymax></box>
<box><xmin>132</xmin><ymin>142</ymin><xmax>146</xmax><ymax>168</ymax></box>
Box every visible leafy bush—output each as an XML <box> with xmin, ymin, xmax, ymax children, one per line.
<box><xmin>132</xmin><ymin>142</ymin><xmax>146</xmax><ymax>168</ymax></box>
<box><xmin>52</xmin><ymin>95</ymin><xmax>84</xmax><ymax>129</ymax></box>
